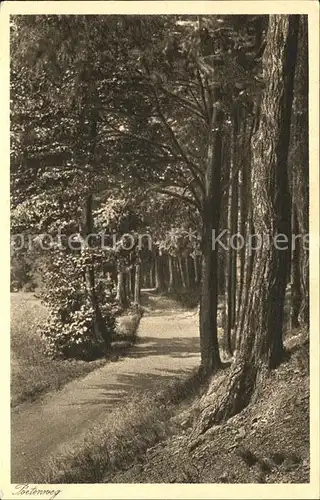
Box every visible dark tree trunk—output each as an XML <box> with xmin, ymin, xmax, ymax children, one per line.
<box><xmin>134</xmin><ymin>262</ymin><xmax>141</xmax><ymax>304</ymax></box>
<box><xmin>290</xmin><ymin>207</ymin><xmax>302</xmax><ymax>328</ymax></box>
<box><xmin>235</xmin><ymin>113</ymin><xmax>255</xmax><ymax>351</ymax></box>
<box><xmin>290</xmin><ymin>15</ymin><xmax>309</xmax><ymax>326</ymax></box>
<box><xmin>224</xmin><ymin>108</ymin><xmax>239</xmax><ymax>355</ymax></box>
<box><xmin>81</xmin><ymin>194</ymin><xmax>111</xmax><ymax>349</ymax></box>
<box><xmin>193</xmin><ymin>255</ymin><xmax>199</xmax><ymax>286</ymax></box>
<box><xmin>144</xmin><ymin>261</ymin><xmax>150</xmax><ymax>288</ymax></box>
<box><xmin>236</xmin><ymin>113</ymin><xmax>249</xmax><ymax>326</ymax></box>
<box><xmin>218</xmin><ymin>191</ymin><xmax>227</xmax><ymax>301</ymax></box>
<box><xmin>161</xmin><ymin>252</ymin><xmax>169</xmax><ymax>290</ymax></box>
<box><xmin>224</xmin><ymin>150</ymin><xmax>233</xmax><ymax>355</ymax></box>
<box><xmin>217</xmin><ymin>248</ymin><xmax>225</xmax><ymax>298</ymax></box>
<box><xmin>130</xmin><ymin>266</ymin><xmax>135</xmax><ymax>300</ymax></box>
<box><xmin>185</xmin><ymin>256</ymin><xmax>191</xmax><ymax>289</ymax></box>
<box><xmin>145</xmin><ymin>261</ymin><xmax>150</xmax><ymax>288</ymax></box>
<box><xmin>238</xmin><ymin>13</ymin><xmax>299</xmax><ymax>363</ymax></box>
<box><xmin>230</xmin><ymin>112</ymin><xmax>239</xmax><ymax>333</ymax></box>
<box><xmin>195</xmin><ymin>15</ymin><xmax>300</xmax><ymax>431</ymax></box>
<box><xmin>235</xmin><ymin>208</ymin><xmax>254</xmax><ymax>353</ymax></box>
<box><xmin>199</xmin><ymin>88</ymin><xmax>224</xmax><ymax>376</ymax></box>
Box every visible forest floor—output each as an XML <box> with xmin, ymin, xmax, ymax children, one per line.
<box><xmin>109</xmin><ymin>328</ymin><xmax>310</xmax><ymax>484</ymax></box>
<box><xmin>11</xmin><ymin>290</ymin><xmax>200</xmax><ymax>483</ymax></box>
<box><xmin>11</xmin><ymin>292</ymin><xmax>141</xmax><ymax>407</ymax></box>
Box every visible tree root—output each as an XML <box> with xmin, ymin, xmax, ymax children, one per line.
<box><xmin>190</xmin><ymin>361</ymin><xmax>257</xmax><ymax>439</ymax></box>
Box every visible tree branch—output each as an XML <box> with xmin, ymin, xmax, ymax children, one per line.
<box><xmin>149</xmin><ymin>84</ymin><xmax>205</xmax><ymax>194</ymax></box>
<box><xmin>196</xmin><ymin>69</ymin><xmax>210</xmax><ymax>124</ymax></box>
<box><xmin>103</xmin><ymin>118</ymin><xmax>178</xmax><ymax>158</ymax></box>
<box><xmin>154</xmin><ymin>83</ymin><xmax>206</xmax><ymax>121</ymax></box>
<box><xmin>182</xmin><ymin>180</ymin><xmax>203</xmax><ymax>212</ymax></box>
<box><xmin>149</xmin><ymin>186</ymin><xmax>201</xmax><ymax>211</ymax></box>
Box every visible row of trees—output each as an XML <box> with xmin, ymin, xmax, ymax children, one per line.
<box><xmin>11</xmin><ymin>14</ymin><xmax>309</xmax><ymax>419</ymax></box>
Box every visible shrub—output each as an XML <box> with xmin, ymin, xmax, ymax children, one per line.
<box><xmin>41</xmin><ymin>246</ymin><xmax>116</xmax><ymax>360</ymax></box>
<box><xmin>22</xmin><ymin>281</ymin><xmax>37</xmax><ymax>292</ymax></box>
<box><xmin>10</xmin><ymin>249</ymin><xmax>33</xmax><ymax>290</ymax></box>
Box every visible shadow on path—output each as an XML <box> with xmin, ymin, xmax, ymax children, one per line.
<box><xmin>129</xmin><ymin>336</ymin><xmax>199</xmax><ymax>359</ymax></box>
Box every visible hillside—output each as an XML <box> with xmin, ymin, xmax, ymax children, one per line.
<box><xmin>109</xmin><ymin>329</ymin><xmax>309</xmax><ymax>483</ymax></box>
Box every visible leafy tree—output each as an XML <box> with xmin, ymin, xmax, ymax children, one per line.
<box><xmin>10</xmin><ymin>15</ymin><xmax>126</xmax><ymax>354</ymax></box>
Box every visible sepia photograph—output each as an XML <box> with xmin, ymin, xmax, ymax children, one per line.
<box><xmin>1</xmin><ymin>1</ymin><xmax>319</xmax><ymax>498</ymax></box>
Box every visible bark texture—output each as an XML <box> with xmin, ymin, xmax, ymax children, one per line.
<box><xmin>199</xmin><ymin>89</ymin><xmax>224</xmax><ymax>375</ymax></box>
<box><xmin>289</xmin><ymin>15</ymin><xmax>309</xmax><ymax>327</ymax></box>
<box><xmin>116</xmin><ymin>268</ymin><xmax>128</xmax><ymax>309</ymax></box>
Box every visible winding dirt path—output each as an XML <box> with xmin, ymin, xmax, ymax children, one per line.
<box><xmin>11</xmin><ymin>291</ymin><xmax>200</xmax><ymax>482</ymax></box>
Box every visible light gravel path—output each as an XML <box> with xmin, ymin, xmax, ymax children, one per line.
<box><xmin>11</xmin><ymin>291</ymin><xmax>200</xmax><ymax>482</ymax></box>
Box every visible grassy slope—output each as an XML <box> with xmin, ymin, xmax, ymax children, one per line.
<box><xmin>110</xmin><ymin>329</ymin><xmax>310</xmax><ymax>484</ymax></box>
<box><xmin>38</xmin><ymin>328</ymin><xmax>309</xmax><ymax>484</ymax></box>
<box><xmin>11</xmin><ymin>292</ymin><xmax>141</xmax><ymax>407</ymax></box>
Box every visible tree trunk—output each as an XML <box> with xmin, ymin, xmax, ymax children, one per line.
<box><xmin>290</xmin><ymin>15</ymin><xmax>309</xmax><ymax>326</ymax></box>
<box><xmin>196</xmin><ymin>15</ymin><xmax>299</xmax><ymax>431</ymax></box>
<box><xmin>224</xmin><ymin>109</ymin><xmax>239</xmax><ymax>355</ymax></box>
<box><xmin>178</xmin><ymin>255</ymin><xmax>186</xmax><ymax>289</ymax></box>
<box><xmin>116</xmin><ymin>268</ymin><xmax>127</xmax><ymax>309</ymax></box>
<box><xmin>134</xmin><ymin>262</ymin><xmax>141</xmax><ymax>304</ymax></box>
<box><xmin>149</xmin><ymin>258</ymin><xmax>155</xmax><ymax>289</ymax></box>
<box><xmin>236</xmin><ymin>114</ymin><xmax>249</xmax><ymax>326</ymax></box>
<box><xmin>168</xmin><ymin>254</ymin><xmax>175</xmax><ymax>292</ymax></box>
<box><xmin>290</xmin><ymin>207</ymin><xmax>302</xmax><ymax>328</ymax></box>
<box><xmin>199</xmin><ymin>88</ymin><xmax>224</xmax><ymax>376</ymax></box>
<box><xmin>224</xmin><ymin>149</ymin><xmax>233</xmax><ymax>355</ymax></box>
<box><xmin>155</xmin><ymin>251</ymin><xmax>166</xmax><ymax>292</ymax></box>
<box><xmin>239</xmin><ymin>12</ymin><xmax>298</xmax><ymax>361</ymax></box>
<box><xmin>81</xmin><ymin>194</ymin><xmax>111</xmax><ymax>349</ymax></box>
<box><xmin>185</xmin><ymin>256</ymin><xmax>191</xmax><ymax>289</ymax></box>
<box><xmin>130</xmin><ymin>265</ymin><xmax>135</xmax><ymax>300</ymax></box>
<box><xmin>144</xmin><ymin>261</ymin><xmax>149</xmax><ymax>288</ymax></box>
<box><xmin>193</xmin><ymin>255</ymin><xmax>199</xmax><ymax>286</ymax></box>
<box><xmin>124</xmin><ymin>271</ymin><xmax>130</xmax><ymax>303</ymax></box>
<box><xmin>217</xmin><ymin>248</ymin><xmax>225</xmax><ymax>298</ymax></box>
<box><xmin>235</xmin><ymin>112</ymin><xmax>255</xmax><ymax>351</ymax></box>
<box><xmin>145</xmin><ymin>261</ymin><xmax>150</xmax><ymax>288</ymax></box>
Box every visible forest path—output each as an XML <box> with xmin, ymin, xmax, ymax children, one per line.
<box><xmin>11</xmin><ymin>290</ymin><xmax>200</xmax><ymax>482</ymax></box>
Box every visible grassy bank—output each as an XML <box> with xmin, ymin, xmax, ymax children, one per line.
<box><xmin>11</xmin><ymin>292</ymin><xmax>142</xmax><ymax>407</ymax></box>
<box><xmin>36</xmin><ymin>371</ymin><xmax>204</xmax><ymax>483</ymax></box>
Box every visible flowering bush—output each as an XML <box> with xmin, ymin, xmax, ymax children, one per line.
<box><xmin>41</xmin><ymin>245</ymin><xmax>116</xmax><ymax>360</ymax></box>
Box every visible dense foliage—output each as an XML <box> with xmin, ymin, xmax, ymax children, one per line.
<box><xmin>11</xmin><ymin>14</ymin><xmax>308</xmax><ymax>392</ymax></box>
